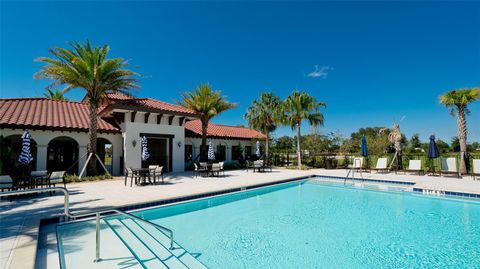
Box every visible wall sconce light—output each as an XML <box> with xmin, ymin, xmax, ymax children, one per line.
<box><xmin>132</xmin><ymin>139</ymin><xmax>137</xmax><ymax>148</ymax></box>
<box><xmin>177</xmin><ymin>141</ymin><xmax>182</xmax><ymax>148</ymax></box>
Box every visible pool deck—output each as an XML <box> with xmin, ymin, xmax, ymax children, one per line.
<box><xmin>1</xmin><ymin>168</ymin><xmax>480</xmax><ymax>269</ymax></box>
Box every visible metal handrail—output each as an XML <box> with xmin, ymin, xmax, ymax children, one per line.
<box><xmin>0</xmin><ymin>187</ymin><xmax>174</xmax><ymax>262</ymax></box>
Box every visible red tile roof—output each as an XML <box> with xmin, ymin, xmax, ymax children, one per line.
<box><xmin>0</xmin><ymin>98</ymin><xmax>119</xmax><ymax>133</ymax></box>
<box><xmin>102</xmin><ymin>98</ymin><xmax>200</xmax><ymax>117</ymax></box>
<box><xmin>185</xmin><ymin>119</ymin><xmax>266</xmax><ymax>140</ymax></box>
<box><xmin>105</xmin><ymin>92</ymin><xmax>134</xmax><ymax>101</ymax></box>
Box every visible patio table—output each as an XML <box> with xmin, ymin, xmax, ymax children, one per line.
<box><xmin>131</xmin><ymin>168</ymin><xmax>155</xmax><ymax>185</ymax></box>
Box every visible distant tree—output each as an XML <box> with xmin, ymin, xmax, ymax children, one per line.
<box><xmin>179</xmin><ymin>83</ymin><xmax>236</xmax><ymax>161</ymax></box>
<box><xmin>282</xmin><ymin>91</ymin><xmax>326</xmax><ymax>169</ymax></box>
<box><xmin>341</xmin><ymin>127</ymin><xmax>393</xmax><ymax>155</ymax></box>
<box><xmin>406</xmin><ymin>133</ymin><xmax>422</xmax><ymax>153</ymax></box>
<box><xmin>436</xmin><ymin>139</ymin><xmax>451</xmax><ymax>154</ymax></box>
<box><xmin>44</xmin><ymin>88</ymin><xmax>68</xmax><ymax>101</ymax></box>
<box><xmin>273</xmin><ymin>136</ymin><xmax>295</xmax><ymax>151</ymax></box>
<box><xmin>451</xmin><ymin>136</ymin><xmax>461</xmax><ymax>152</ymax></box>
<box><xmin>245</xmin><ymin>92</ymin><xmax>282</xmax><ymax>163</ymax></box>
<box><xmin>440</xmin><ymin>88</ymin><xmax>479</xmax><ymax>174</ymax></box>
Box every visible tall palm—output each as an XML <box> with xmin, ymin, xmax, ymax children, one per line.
<box><xmin>35</xmin><ymin>40</ymin><xmax>139</xmax><ymax>175</ymax></box>
<box><xmin>44</xmin><ymin>88</ymin><xmax>68</xmax><ymax>101</ymax></box>
<box><xmin>439</xmin><ymin>88</ymin><xmax>479</xmax><ymax>174</ymax></box>
<box><xmin>179</xmin><ymin>83</ymin><xmax>236</xmax><ymax>161</ymax></box>
<box><xmin>283</xmin><ymin>90</ymin><xmax>326</xmax><ymax>169</ymax></box>
<box><xmin>245</xmin><ymin>92</ymin><xmax>282</xmax><ymax>163</ymax></box>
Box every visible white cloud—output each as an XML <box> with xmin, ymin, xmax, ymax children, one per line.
<box><xmin>306</xmin><ymin>65</ymin><xmax>332</xmax><ymax>79</ymax></box>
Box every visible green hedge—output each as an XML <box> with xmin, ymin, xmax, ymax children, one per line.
<box><xmin>65</xmin><ymin>173</ymin><xmax>113</xmax><ymax>183</ymax></box>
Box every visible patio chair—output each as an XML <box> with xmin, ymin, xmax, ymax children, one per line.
<box><xmin>153</xmin><ymin>166</ymin><xmax>164</xmax><ymax>183</ymax></box>
<box><xmin>219</xmin><ymin>162</ymin><xmax>225</xmax><ymax>176</ymax></box>
<box><xmin>371</xmin><ymin>158</ymin><xmax>388</xmax><ymax>173</ymax></box>
<box><xmin>253</xmin><ymin>160</ymin><xmax>263</xmax><ymax>172</ymax></box>
<box><xmin>49</xmin><ymin>171</ymin><xmax>66</xmax><ymax>188</ymax></box>
<box><xmin>472</xmin><ymin>159</ymin><xmax>480</xmax><ymax>180</ymax></box>
<box><xmin>440</xmin><ymin>157</ymin><xmax>460</xmax><ymax>178</ymax></box>
<box><xmin>403</xmin><ymin>160</ymin><xmax>423</xmax><ymax>175</ymax></box>
<box><xmin>193</xmin><ymin>163</ymin><xmax>208</xmax><ymax>178</ymax></box>
<box><xmin>30</xmin><ymin>170</ymin><xmax>48</xmax><ymax>188</ymax></box>
<box><xmin>211</xmin><ymin>163</ymin><xmax>221</xmax><ymax>177</ymax></box>
<box><xmin>348</xmin><ymin>157</ymin><xmax>363</xmax><ymax>170</ymax></box>
<box><xmin>125</xmin><ymin>167</ymin><xmax>137</xmax><ymax>187</ymax></box>
<box><xmin>0</xmin><ymin>175</ymin><xmax>14</xmax><ymax>192</ymax></box>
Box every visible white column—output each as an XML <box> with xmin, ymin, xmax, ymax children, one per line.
<box><xmin>36</xmin><ymin>145</ymin><xmax>48</xmax><ymax>171</ymax></box>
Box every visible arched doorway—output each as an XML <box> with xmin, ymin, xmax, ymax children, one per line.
<box><xmin>47</xmin><ymin>137</ymin><xmax>79</xmax><ymax>174</ymax></box>
<box><xmin>0</xmin><ymin>134</ymin><xmax>37</xmax><ymax>176</ymax></box>
<box><xmin>97</xmin><ymin>138</ymin><xmax>113</xmax><ymax>174</ymax></box>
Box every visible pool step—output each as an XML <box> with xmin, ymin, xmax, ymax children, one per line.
<box><xmin>104</xmin><ymin>217</ymin><xmax>207</xmax><ymax>269</ymax></box>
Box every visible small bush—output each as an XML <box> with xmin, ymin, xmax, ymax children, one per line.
<box><xmin>65</xmin><ymin>173</ymin><xmax>113</xmax><ymax>183</ymax></box>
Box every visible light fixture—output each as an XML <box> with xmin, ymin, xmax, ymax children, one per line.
<box><xmin>177</xmin><ymin>141</ymin><xmax>182</xmax><ymax>147</ymax></box>
<box><xmin>132</xmin><ymin>139</ymin><xmax>137</xmax><ymax>148</ymax></box>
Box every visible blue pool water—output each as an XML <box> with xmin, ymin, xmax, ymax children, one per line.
<box><xmin>134</xmin><ymin>180</ymin><xmax>480</xmax><ymax>268</ymax></box>
<box><xmin>57</xmin><ymin>179</ymin><xmax>480</xmax><ymax>268</ymax></box>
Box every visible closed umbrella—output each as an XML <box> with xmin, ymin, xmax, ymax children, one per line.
<box><xmin>141</xmin><ymin>136</ymin><xmax>150</xmax><ymax>161</ymax></box>
<box><xmin>18</xmin><ymin>130</ymin><xmax>34</xmax><ymax>165</ymax></box>
<box><xmin>428</xmin><ymin>135</ymin><xmax>440</xmax><ymax>173</ymax></box>
<box><xmin>361</xmin><ymin>136</ymin><xmax>369</xmax><ymax>157</ymax></box>
<box><xmin>208</xmin><ymin>141</ymin><xmax>215</xmax><ymax>161</ymax></box>
<box><xmin>255</xmin><ymin>141</ymin><xmax>261</xmax><ymax>158</ymax></box>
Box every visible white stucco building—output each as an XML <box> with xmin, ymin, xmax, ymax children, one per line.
<box><xmin>0</xmin><ymin>93</ymin><xmax>265</xmax><ymax>176</ymax></box>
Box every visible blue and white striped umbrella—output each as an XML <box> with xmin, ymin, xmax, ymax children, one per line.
<box><xmin>18</xmin><ymin>130</ymin><xmax>33</xmax><ymax>165</ymax></box>
<box><xmin>141</xmin><ymin>136</ymin><xmax>150</xmax><ymax>161</ymax></box>
<box><xmin>255</xmin><ymin>141</ymin><xmax>261</xmax><ymax>157</ymax></box>
<box><xmin>208</xmin><ymin>141</ymin><xmax>215</xmax><ymax>161</ymax></box>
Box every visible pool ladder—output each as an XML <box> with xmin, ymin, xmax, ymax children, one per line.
<box><xmin>0</xmin><ymin>187</ymin><xmax>174</xmax><ymax>263</ymax></box>
<box><xmin>345</xmin><ymin>159</ymin><xmax>364</xmax><ymax>184</ymax></box>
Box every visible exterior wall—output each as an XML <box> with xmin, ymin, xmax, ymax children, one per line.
<box><xmin>185</xmin><ymin>137</ymin><xmax>256</xmax><ymax>162</ymax></box>
<box><xmin>0</xmin><ymin>128</ymin><xmax>123</xmax><ymax>175</ymax></box>
<box><xmin>122</xmin><ymin>112</ymin><xmax>186</xmax><ymax>172</ymax></box>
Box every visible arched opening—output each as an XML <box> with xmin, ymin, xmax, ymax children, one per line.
<box><xmin>0</xmin><ymin>134</ymin><xmax>37</xmax><ymax>176</ymax></box>
<box><xmin>97</xmin><ymin>138</ymin><xmax>113</xmax><ymax>174</ymax></box>
<box><xmin>47</xmin><ymin>136</ymin><xmax>79</xmax><ymax>174</ymax></box>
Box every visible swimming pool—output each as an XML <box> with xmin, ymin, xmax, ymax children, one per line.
<box><xmin>57</xmin><ymin>178</ymin><xmax>480</xmax><ymax>268</ymax></box>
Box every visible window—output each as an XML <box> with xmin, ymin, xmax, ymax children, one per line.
<box><xmin>185</xmin><ymin>144</ymin><xmax>193</xmax><ymax>162</ymax></box>
<box><xmin>216</xmin><ymin>145</ymin><xmax>226</xmax><ymax>161</ymax></box>
<box><xmin>244</xmin><ymin>146</ymin><xmax>252</xmax><ymax>160</ymax></box>
<box><xmin>232</xmin><ymin>145</ymin><xmax>243</xmax><ymax>161</ymax></box>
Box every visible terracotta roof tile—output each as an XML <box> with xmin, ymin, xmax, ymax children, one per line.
<box><xmin>0</xmin><ymin>98</ymin><xmax>119</xmax><ymax>133</ymax></box>
<box><xmin>112</xmin><ymin>98</ymin><xmax>200</xmax><ymax>116</ymax></box>
<box><xmin>185</xmin><ymin>119</ymin><xmax>266</xmax><ymax>140</ymax></box>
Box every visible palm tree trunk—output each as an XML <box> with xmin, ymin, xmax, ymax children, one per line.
<box><xmin>296</xmin><ymin>120</ymin><xmax>302</xmax><ymax>169</ymax></box>
<box><xmin>201</xmin><ymin>120</ymin><xmax>208</xmax><ymax>162</ymax></box>
<box><xmin>457</xmin><ymin>106</ymin><xmax>468</xmax><ymax>174</ymax></box>
<box><xmin>265</xmin><ymin>133</ymin><xmax>269</xmax><ymax>164</ymax></box>
<box><xmin>87</xmin><ymin>102</ymin><xmax>98</xmax><ymax>175</ymax></box>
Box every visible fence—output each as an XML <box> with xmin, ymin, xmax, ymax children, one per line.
<box><xmin>271</xmin><ymin>150</ymin><xmax>480</xmax><ymax>174</ymax></box>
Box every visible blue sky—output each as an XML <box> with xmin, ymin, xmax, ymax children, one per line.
<box><xmin>1</xmin><ymin>1</ymin><xmax>479</xmax><ymax>143</ymax></box>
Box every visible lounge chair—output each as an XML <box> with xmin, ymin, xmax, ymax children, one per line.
<box><xmin>371</xmin><ymin>158</ymin><xmax>388</xmax><ymax>173</ymax></box>
<box><xmin>0</xmin><ymin>175</ymin><xmax>14</xmax><ymax>192</ymax></box>
<box><xmin>348</xmin><ymin>157</ymin><xmax>363</xmax><ymax>170</ymax></box>
<box><xmin>193</xmin><ymin>163</ymin><xmax>207</xmax><ymax>177</ymax></box>
<box><xmin>49</xmin><ymin>171</ymin><xmax>66</xmax><ymax>188</ymax></box>
<box><xmin>403</xmin><ymin>160</ymin><xmax>424</xmax><ymax>175</ymax></box>
<box><xmin>253</xmin><ymin>160</ymin><xmax>263</xmax><ymax>172</ymax></box>
<box><xmin>219</xmin><ymin>162</ymin><xmax>225</xmax><ymax>176</ymax></box>
<box><xmin>440</xmin><ymin>157</ymin><xmax>460</xmax><ymax>178</ymax></box>
<box><xmin>472</xmin><ymin>159</ymin><xmax>480</xmax><ymax>180</ymax></box>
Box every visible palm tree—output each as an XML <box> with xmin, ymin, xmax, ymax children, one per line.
<box><xmin>439</xmin><ymin>88</ymin><xmax>479</xmax><ymax>174</ymax></box>
<box><xmin>245</xmin><ymin>92</ymin><xmax>282</xmax><ymax>163</ymax></box>
<box><xmin>179</xmin><ymin>83</ymin><xmax>236</xmax><ymax>161</ymax></box>
<box><xmin>44</xmin><ymin>88</ymin><xmax>68</xmax><ymax>101</ymax></box>
<box><xmin>35</xmin><ymin>40</ymin><xmax>139</xmax><ymax>175</ymax></box>
<box><xmin>282</xmin><ymin>90</ymin><xmax>326</xmax><ymax>169</ymax></box>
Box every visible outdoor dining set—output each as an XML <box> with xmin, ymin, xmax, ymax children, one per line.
<box><xmin>124</xmin><ymin>165</ymin><xmax>164</xmax><ymax>187</ymax></box>
<box><xmin>0</xmin><ymin>170</ymin><xmax>66</xmax><ymax>192</ymax></box>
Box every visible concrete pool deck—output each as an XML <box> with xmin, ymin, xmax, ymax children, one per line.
<box><xmin>1</xmin><ymin>168</ymin><xmax>480</xmax><ymax>269</ymax></box>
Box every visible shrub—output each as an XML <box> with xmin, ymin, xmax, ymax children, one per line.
<box><xmin>65</xmin><ymin>173</ymin><xmax>113</xmax><ymax>183</ymax></box>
